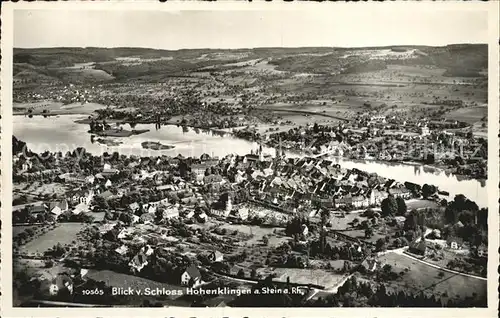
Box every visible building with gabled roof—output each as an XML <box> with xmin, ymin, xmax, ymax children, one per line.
<box><xmin>181</xmin><ymin>264</ymin><xmax>202</xmax><ymax>287</ymax></box>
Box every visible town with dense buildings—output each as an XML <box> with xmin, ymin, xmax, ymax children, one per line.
<box><xmin>11</xmin><ymin>44</ymin><xmax>488</xmax><ymax>307</ymax></box>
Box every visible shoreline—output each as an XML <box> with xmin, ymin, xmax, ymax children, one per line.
<box><xmin>15</xmin><ymin>113</ymin><xmax>487</xmax><ymax>182</ymax></box>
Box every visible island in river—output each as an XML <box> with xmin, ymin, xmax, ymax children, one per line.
<box><xmin>90</xmin><ymin>128</ymin><xmax>150</xmax><ymax>137</ymax></box>
<box><xmin>141</xmin><ymin>141</ymin><xmax>175</xmax><ymax>150</ymax></box>
<box><xmin>94</xmin><ymin>138</ymin><xmax>123</xmax><ymax>147</ymax></box>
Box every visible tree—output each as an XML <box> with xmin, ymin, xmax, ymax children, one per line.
<box><xmin>396</xmin><ymin>197</ymin><xmax>407</xmax><ymax>216</ymax></box>
<box><xmin>155</xmin><ymin>208</ymin><xmax>165</xmax><ymax>224</ymax></box>
<box><xmin>422</xmin><ymin>184</ymin><xmax>436</xmax><ymax>199</ymax></box>
<box><xmin>425</xmin><ymin>153</ymin><xmax>435</xmax><ymax>164</ymax></box>
<box><xmin>262</xmin><ymin>236</ymin><xmax>269</xmax><ymax>246</ymax></box>
<box><xmin>118</xmin><ymin>212</ymin><xmax>133</xmax><ymax>225</ymax></box>
<box><xmin>404</xmin><ymin>210</ymin><xmax>421</xmax><ymax>231</ymax></box>
<box><xmin>375</xmin><ymin>238</ymin><xmax>387</xmax><ymax>252</ymax></box>
<box><xmin>365</xmin><ymin>227</ymin><xmax>374</xmax><ymax>239</ymax></box>
<box><xmin>381</xmin><ymin>195</ymin><xmax>398</xmax><ymax>217</ymax></box>
<box><xmin>250</xmin><ymin>268</ymin><xmax>257</xmax><ymax>279</ymax></box>
<box><xmin>237</xmin><ymin>269</ymin><xmax>245</xmax><ymax>278</ymax></box>
<box><xmin>313</xmin><ymin>122</ymin><xmax>320</xmax><ymax>134</ymax></box>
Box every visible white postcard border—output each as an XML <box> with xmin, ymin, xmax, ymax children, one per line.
<box><xmin>1</xmin><ymin>1</ymin><xmax>499</xmax><ymax>317</ymax></box>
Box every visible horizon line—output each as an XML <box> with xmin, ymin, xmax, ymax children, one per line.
<box><xmin>13</xmin><ymin>42</ymin><xmax>487</xmax><ymax>51</ymax></box>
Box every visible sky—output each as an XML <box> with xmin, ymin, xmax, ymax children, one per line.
<box><xmin>14</xmin><ymin>9</ymin><xmax>488</xmax><ymax>49</ymax></box>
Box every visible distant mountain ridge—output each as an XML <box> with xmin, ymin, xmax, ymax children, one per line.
<box><xmin>13</xmin><ymin>44</ymin><xmax>487</xmax><ymax>84</ymax></box>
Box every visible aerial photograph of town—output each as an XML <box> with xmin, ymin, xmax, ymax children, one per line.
<box><xmin>10</xmin><ymin>9</ymin><xmax>489</xmax><ymax>307</ymax></box>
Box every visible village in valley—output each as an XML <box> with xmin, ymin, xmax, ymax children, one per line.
<box><xmin>11</xmin><ymin>32</ymin><xmax>489</xmax><ymax>307</ymax></box>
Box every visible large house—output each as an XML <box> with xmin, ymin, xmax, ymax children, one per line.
<box><xmin>181</xmin><ymin>264</ymin><xmax>202</xmax><ymax>287</ymax></box>
<box><xmin>367</xmin><ymin>189</ymin><xmax>387</xmax><ymax>206</ymax></box>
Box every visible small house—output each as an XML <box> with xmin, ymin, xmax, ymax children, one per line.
<box><xmin>447</xmin><ymin>237</ymin><xmax>463</xmax><ymax>250</ymax></box>
<box><xmin>209</xmin><ymin>250</ymin><xmax>224</xmax><ymax>263</ymax></box>
<box><xmin>129</xmin><ymin>252</ymin><xmax>148</xmax><ymax>273</ymax></box>
<box><xmin>301</xmin><ymin>224</ymin><xmax>309</xmax><ymax>236</ymax></box>
<box><xmin>360</xmin><ymin>258</ymin><xmax>378</xmax><ymax>272</ymax></box>
<box><xmin>115</xmin><ymin>245</ymin><xmax>129</xmax><ymax>255</ymax></box>
<box><xmin>86</xmin><ymin>175</ymin><xmax>95</xmax><ymax>184</ymax></box>
<box><xmin>105</xmin><ymin>179</ymin><xmax>112</xmax><ymax>188</ymax></box>
<box><xmin>237</xmin><ymin>207</ymin><xmax>249</xmax><ymax>221</ymax></box>
<box><xmin>129</xmin><ymin>202</ymin><xmax>140</xmax><ymax>212</ymax></box>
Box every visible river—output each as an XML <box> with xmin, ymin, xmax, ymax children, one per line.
<box><xmin>14</xmin><ymin>115</ymin><xmax>486</xmax><ymax>207</ymax></box>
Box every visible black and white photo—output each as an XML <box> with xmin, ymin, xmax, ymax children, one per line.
<box><xmin>1</xmin><ymin>2</ymin><xmax>498</xmax><ymax>315</ymax></box>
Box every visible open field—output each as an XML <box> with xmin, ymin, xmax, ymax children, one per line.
<box><xmin>20</xmin><ymin>223</ymin><xmax>86</xmax><ymax>254</ymax></box>
<box><xmin>14</xmin><ymin>102</ymin><xmax>110</xmax><ymax>116</ymax></box>
<box><xmin>406</xmin><ymin>199</ymin><xmax>439</xmax><ymax>210</ymax></box>
<box><xmin>377</xmin><ymin>252</ymin><xmax>486</xmax><ymax>301</ymax></box>
<box><xmin>443</xmin><ymin>106</ymin><xmax>487</xmax><ymax>124</ymax></box>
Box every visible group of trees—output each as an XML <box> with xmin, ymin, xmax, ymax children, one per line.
<box><xmin>309</xmin><ymin>239</ymin><xmax>364</xmax><ymax>261</ymax></box>
<box><xmin>381</xmin><ymin>195</ymin><xmax>407</xmax><ymax>217</ymax></box>
<box><xmin>309</xmin><ymin>275</ymin><xmax>486</xmax><ymax>307</ymax></box>
<box><xmin>13</xmin><ymin>209</ymin><xmax>56</xmax><ymax>225</ymax></box>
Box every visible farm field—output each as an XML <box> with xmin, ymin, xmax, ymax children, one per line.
<box><xmin>20</xmin><ymin>223</ymin><xmax>86</xmax><ymax>254</ymax></box>
<box><xmin>377</xmin><ymin>252</ymin><xmax>486</xmax><ymax>301</ymax></box>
